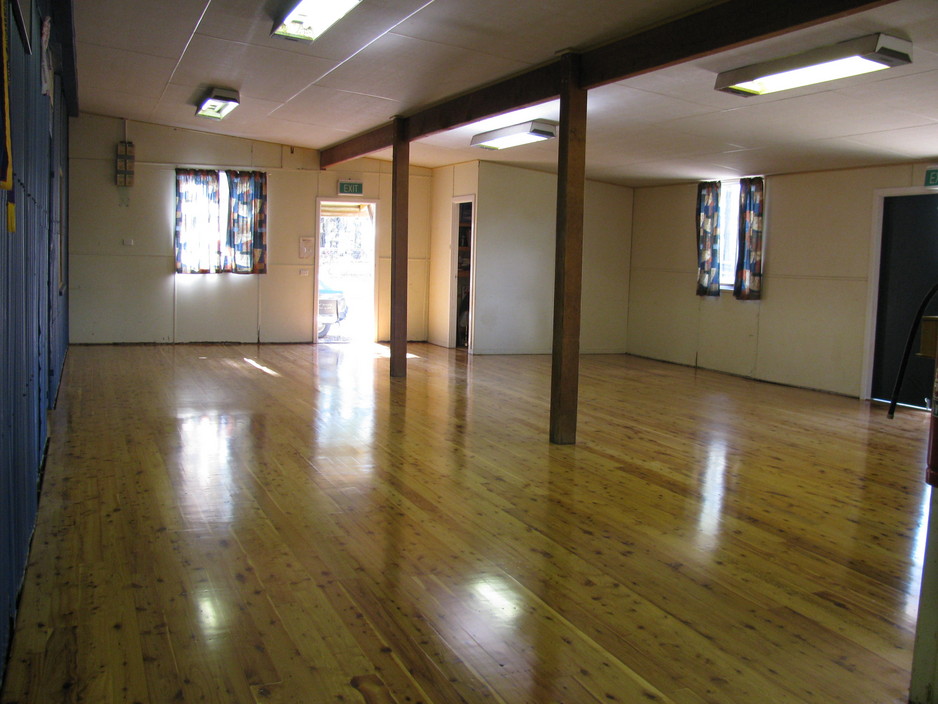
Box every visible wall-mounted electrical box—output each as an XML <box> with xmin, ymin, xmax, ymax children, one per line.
<box><xmin>116</xmin><ymin>141</ymin><xmax>134</xmax><ymax>186</ymax></box>
<box><xmin>299</xmin><ymin>237</ymin><xmax>314</xmax><ymax>259</ymax></box>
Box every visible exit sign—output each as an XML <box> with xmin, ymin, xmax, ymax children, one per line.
<box><xmin>338</xmin><ymin>180</ymin><xmax>363</xmax><ymax>195</ymax></box>
<box><xmin>926</xmin><ymin>168</ymin><xmax>938</xmax><ymax>187</ymax></box>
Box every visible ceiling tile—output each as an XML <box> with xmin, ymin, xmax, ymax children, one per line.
<box><xmin>150</xmin><ymin>83</ymin><xmax>286</xmax><ymax>135</ymax></box>
<box><xmin>272</xmin><ymin>85</ymin><xmax>401</xmax><ymax>130</ymax></box>
<box><xmin>197</xmin><ymin>0</ymin><xmax>436</xmax><ymax>63</ymax></box>
<box><xmin>172</xmin><ymin>35</ymin><xmax>338</xmax><ymax>103</ymax></box>
<box><xmin>73</xmin><ymin>0</ymin><xmax>206</xmax><ymax>58</ymax></box>
<box><xmin>672</xmin><ymin>91</ymin><xmax>934</xmax><ymax>150</ymax></box>
<box><xmin>837</xmin><ymin>123</ymin><xmax>938</xmax><ymax>160</ymax></box>
<box><xmin>313</xmin><ymin>33</ymin><xmax>527</xmax><ymax>106</ymax></box>
<box><xmin>833</xmin><ymin>68</ymin><xmax>938</xmax><ymax>121</ymax></box>
<box><xmin>69</xmin><ymin>0</ymin><xmax>938</xmax><ymax>186</ymax></box>
<box><xmin>76</xmin><ymin>43</ymin><xmax>178</xmax><ymax>101</ymax></box>
<box><xmin>391</xmin><ymin>0</ymin><xmax>707</xmax><ymax>64</ymax></box>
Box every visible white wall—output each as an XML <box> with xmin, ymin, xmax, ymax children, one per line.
<box><xmin>628</xmin><ymin>164</ymin><xmax>918</xmax><ymax>396</ymax></box>
<box><xmin>69</xmin><ymin>115</ymin><xmax>431</xmax><ymax>344</ymax></box>
<box><xmin>72</xmin><ymin>114</ymin><xmax>920</xmax><ymax>397</ymax></box>
<box><xmin>474</xmin><ymin>162</ymin><xmax>632</xmax><ymax>354</ymax></box>
<box><xmin>428</xmin><ymin>162</ymin><xmax>478</xmax><ymax>347</ymax></box>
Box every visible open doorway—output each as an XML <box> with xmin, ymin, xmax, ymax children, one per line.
<box><xmin>317</xmin><ymin>201</ymin><xmax>376</xmax><ymax>343</ymax></box>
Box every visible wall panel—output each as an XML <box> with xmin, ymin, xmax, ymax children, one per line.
<box><xmin>1</xmin><ymin>0</ymin><xmax>71</xmax><ymax>681</ymax></box>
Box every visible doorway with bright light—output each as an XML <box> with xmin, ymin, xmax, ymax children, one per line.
<box><xmin>317</xmin><ymin>201</ymin><xmax>376</xmax><ymax>343</ymax></box>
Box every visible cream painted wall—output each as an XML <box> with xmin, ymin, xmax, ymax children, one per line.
<box><xmin>628</xmin><ymin>164</ymin><xmax>917</xmax><ymax>396</ymax></box>
<box><xmin>428</xmin><ymin>162</ymin><xmax>479</xmax><ymax>347</ymax></box>
<box><xmin>582</xmin><ymin>179</ymin><xmax>632</xmax><ymax>353</ymax></box>
<box><xmin>72</xmin><ymin>115</ymin><xmax>918</xmax><ymax>396</ymax></box>
<box><xmin>468</xmin><ymin>162</ymin><xmax>631</xmax><ymax>354</ymax></box>
<box><xmin>69</xmin><ymin>115</ymin><xmax>431</xmax><ymax>344</ymax></box>
<box><xmin>318</xmin><ymin>162</ymin><xmax>432</xmax><ymax>342</ymax></box>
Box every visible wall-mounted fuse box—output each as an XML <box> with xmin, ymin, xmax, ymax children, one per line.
<box><xmin>116</xmin><ymin>141</ymin><xmax>135</xmax><ymax>186</ymax></box>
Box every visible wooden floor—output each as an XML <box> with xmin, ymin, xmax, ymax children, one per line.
<box><xmin>0</xmin><ymin>343</ymin><xmax>929</xmax><ymax>704</ymax></box>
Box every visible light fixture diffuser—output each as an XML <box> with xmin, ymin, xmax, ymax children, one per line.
<box><xmin>196</xmin><ymin>88</ymin><xmax>240</xmax><ymax>119</ymax></box>
<box><xmin>272</xmin><ymin>0</ymin><xmax>361</xmax><ymax>42</ymax></box>
<box><xmin>715</xmin><ymin>33</ymin><xmax>912</xmax><ymax>96</ymax></box>
<box><xmin>470</xmin><ymin>120</ymin><xmax>558</xmax><ymax>150</ymax></box>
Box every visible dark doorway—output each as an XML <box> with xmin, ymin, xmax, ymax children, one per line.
<box><xmin>454</xmin><ymin>201</ymin><xmax>473</xmax><ymax>348</ymax></box>
<box><xmin>872</xmin><ymin>193</ymin><xmax>938</xmax><ymax>407</ymax></box>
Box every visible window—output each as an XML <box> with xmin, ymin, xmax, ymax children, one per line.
<box><xmin>696</xmin><ymin>176</ymin><xmax>765</xmax><ymax>300</ymax></box>
<box><xmin>174</xmin><ymin>169</ymin><xmax>267</xmax><ymax>274</ymax></box>
<box><xmin>718</xmin><ymin>179</ymin><xmax>740</xmax><ymax>288</ymax></box>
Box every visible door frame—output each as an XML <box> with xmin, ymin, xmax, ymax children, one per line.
<box><xmin>862</xmin><ymin>185</ymin><xmax>938</xmax><ymax>400</ymax></box>
<box><xmin>450</xmin><ymin>196</ymin><xmax>475</xmax><ymax>350</ymax></box>
<box><xmin>314</xmin><ymin>197</ymin><xmax>379</xmax><ymax>343</ymax></box>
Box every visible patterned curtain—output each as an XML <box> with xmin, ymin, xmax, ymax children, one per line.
<box><xmin>734</xmin><ymin>176</ymin><xmax>764</xmax><ymax>300</ymax></box>
<box><xmin>225</xmin><ymin>170</ymin><xmax>267</xmax><ymax>274</ymax></box>
<box><xmin>696</xmin><ymin>181</ymin><xmax>721</xmax><ymax>296</ymax></box>
<box><xmin>175</xmin><ymin>169</ymin><xmax>267</xmax><ymax>274</ymax></box>
<box><xmin>175</xmin><ymin>169</ymin><xmax>221</xmax><ymax>273</ymax></box>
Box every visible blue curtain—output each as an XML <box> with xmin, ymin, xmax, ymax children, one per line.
<box><xmin>734</xmin><ymin>177</ymin><xmax>764</xmax><ymax>300</ymax></box>
<box><xmin>225</xmin><ymin>171</ymin><xmax>267</xmax><ymax>274</ymax></box>
<box><xmin>696</xmin><ymin>181</ymin><xmax>721</xmax><ymax>296</ymax></box>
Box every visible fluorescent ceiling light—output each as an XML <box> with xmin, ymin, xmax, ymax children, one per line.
<box><xmin>470</xmin><ymin>120</ymin><xmax>558</xmax><ymax>150</ymax></box>
<box><xmin>196</xmin><ymin>88</ymin><xmax>239</xmax><ymax>119</ymax></box>
<box><xmin>715</xmin><ymin>33</ymin><xmax>912</xmax><ymax>96</ymax></box>
<box><xmin>272</xmin><ymin>0</ymin><xmax>361</xmax><ymax>42</ymax></box>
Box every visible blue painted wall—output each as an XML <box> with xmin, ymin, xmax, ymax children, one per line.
<box><xmin>1</xmin><ymin>0</ymin><xmax>70</xmax><ymax>681</ymax></box>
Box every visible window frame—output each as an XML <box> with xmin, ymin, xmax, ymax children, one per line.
<box><xmin>174</xmin><ymin>168</ymin><xmax>267</xmax><ymax>275</ymax></box>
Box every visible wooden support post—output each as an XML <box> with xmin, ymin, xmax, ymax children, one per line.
<box><xmin>549</xmin><ymin>54</ymin><xmax>587</xmax><ymax>445</ymax></box>
<box><xmin>390</xmin><ymin>117</ymin><xmax>409</xmax><ymax>378</ymax></box>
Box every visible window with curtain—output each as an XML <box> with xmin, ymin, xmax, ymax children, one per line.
<box><xmin>696</xmin><ymin>181</ymin><xmax>721</xmax><ymax>296</ymax></box>
<box><xmin>696</xmin><ymin>176</ymin><xmax>765</xmax><ymax>298</ymax></box>
<box><xmin>175</xmin><ymin>169</ymin><xmax>267</xmax><ymax>274</ymax></box>
<box><xmin>734</xmin><ymin>176</ymin><xmax>764</xmax><ymax>300</ymax></box>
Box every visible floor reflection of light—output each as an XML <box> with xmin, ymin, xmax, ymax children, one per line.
<box><xmin>178</xmin><ymin>412</ymin><xmax>236</xmax><ymax>524</ymax></box>
<box><xmin>195</xmin><ymin>591</ymin><xmax>226</xmax><ymax>639</ymax></box>
<box><xmin>471</xmin><ymin>579</ymin><xmax>521</xmax><ymax>623</ymax></box>
<box><xmin>368</xmin><ymin>344</ymin><xmax>421</xmax><ymax>360</ymax></box>
<box><xmin>905</xmin><ymin>487</ymin><xmax>932</xmax><ymax>621</ymax></box>
<box><xmin>697</xmin><ymin>439</ymin><xmax>727</xmax><ymax>551</ymax></box>
<box><xmin>314</xmin><ymin>345</ymin><xmax>377</xmax><ymax>445</ymax></box>
<box><xmin>243</xmin><ymin>357</ymin><xmax>280</xmax><ymax>376</ymax></box>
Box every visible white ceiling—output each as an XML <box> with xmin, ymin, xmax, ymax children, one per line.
<box><xmin>73</xmin><ymin>0</ymin><xmax>938</xmax><ymax>186</ymax></box>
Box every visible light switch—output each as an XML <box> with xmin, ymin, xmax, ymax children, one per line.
<box><xmin>299</xmin><ymin>237</ymin><xmax>314</xmax><ymax>259</ymax></box>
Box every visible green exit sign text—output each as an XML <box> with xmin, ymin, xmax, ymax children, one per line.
<box><xmin>338</xmin><ymin>180</ymin><xmax>363</xmax><ymax>195</ymax></box>
<box><xmin>926</xmin><ymin>168</ymin><xmax>938</xmax><ymax>187</ymax></box>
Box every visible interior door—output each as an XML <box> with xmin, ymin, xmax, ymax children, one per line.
<box><xmin>872</xmin><ymin>193</ymin><xmax>938</xmax><ymax>407</ymax></box>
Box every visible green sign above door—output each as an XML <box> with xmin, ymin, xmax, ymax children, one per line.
<box><xmin>338</xmin><ymin>180</ymin><xmax>364</xmax><ymax>195</ymax></box>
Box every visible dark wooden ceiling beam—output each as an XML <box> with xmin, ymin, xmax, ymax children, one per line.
<box><xmin>404</xmin><ymin>63</ymin><xmax>561</xmax><ymax>143</ymax></box>
<box><xmin>320</xmin><ymin>64</ymin><xmax>559</xmax><ymax>168</ymax></box>
<box><xmin>319</xmin><ymin>0</ymin><xmax>891</xmax><ymax>168</ymax></box>
<box><xmin>319</xmin><ymin>122</ymin><xmax>395</xmax><ymax>169</ymax></box>
<box><xmin>580</xmin><ymin>0</ymin><xmax>895</xmax><ymax>89</ymax></box>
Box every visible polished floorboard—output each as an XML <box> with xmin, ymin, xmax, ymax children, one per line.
<box><xmin>0</xmin><ymin>342</ymin><xmax>929</xmax><ymax>704</ymax></box>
